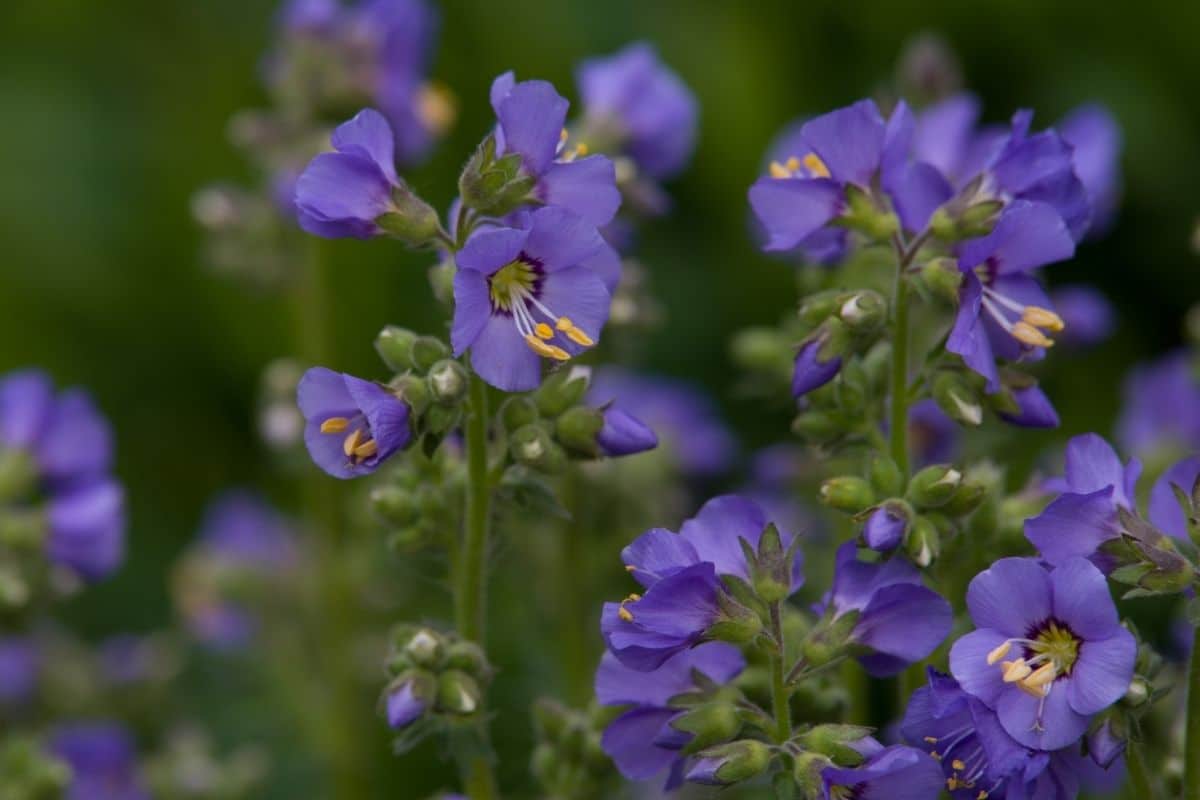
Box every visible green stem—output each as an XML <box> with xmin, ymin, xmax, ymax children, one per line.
<box><xmin>769</xmin><ymin>603</ymin><xmax>792</xmax><ymax>743</ymax></box>
<box><xmin>1186</xmin><ymin>626</ymin><xmax>1200</xmax><ymax>800</ymax></box>
<box><xmin>454</xmin><ymin>370</ymin><xmax>499</xmax><ymax>799</ymax></box>
<box><xmin>888</xmin><ymin>257</ymin><xmax>911</xmax><ymax>478</ymax></box>
<box><xmin>1127</xmin><ymin>739</ymin><xmax>1157</xmax><ymax>799</ymax></box>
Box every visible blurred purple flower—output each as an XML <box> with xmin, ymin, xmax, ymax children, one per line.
<box><xmin>0</xmin><ymin>636</ymin><xmax>39</xmax><ymax>705</ymax></box>
<box><xmin>1059</xmin><ymin>104</ymin><xmax>1122</xmax><ymax>237</ymax></box>
<box><xmin>1050</xmin><ymin>285</ymin><xmax>1115</xmax><ymax>348</ymax></box>
<box><xmin>1117</xmin><ymin>350</ymin><xmax>1200</xmax><ymax>457</ymax></box>
<box><xmin>48</xmin><ymin>722</ymin><xmax>149</xmax><ymax>800</ymax></box>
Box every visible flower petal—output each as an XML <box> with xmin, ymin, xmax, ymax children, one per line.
<box><xmin>966</xmin><ymin>557</ymin><xmax>1052</xmax><ymax>636</ymax></box>
<box><xmin>949</xmin><ymin>628</ymin><xmax>1013</xmax><ymax>707</ymax></box>
<box><xmin>678</xmin><ymin>495</ymin><xmax>768</xmax><ymax>582</ymax></box>
<box><xmin>1024</xmin><ymin>487</ymin><xmax>1117</xmax><ymax>566</ymax></box>
<box><xmin>1050</xmin><ymin>556</ymin><xmax>1120</xmax><ymax>640</ymax></box>
<box><xmin>748</xmin><ymin>177</ymin><xmax>843</xmax><ymax>252</ymax></box>
<box><xmin>525</xmin><ymin>206</ymin><xmax>609</xmax><ymax>271</ymax></box>
<box><xmin>620</xmin><ymin>527</ymin><xmax>700</xmax><ymax>587</ymax></box>
<box><xmin>469</xmin><ymin>312</ymin><xmax>542</xmax><ymax>392</ymax></box>
<box><xmin>455</xmin><ymin>227</ymin><xmax>530</xmax><ymax>276</ymax></box>
<box><xmin>497</xmin><ymin>79</ymin><xmax>568</xmax><ymax>175</ymax></box>
<box><xmin>800</xmin><ymin>99</ymin><xmax>886</xmax><ymax>186</ymax></box>
<box><xmin>537</xmin><ymin>156</ymin><xmax>621</xmax><ymax>226</ymax></box>
<box><xmin>1148</xmin><ymin>455</ymin><xmax>1200</xmax><ymax>540</ymax></box>
<box><xmin>1065</xmin><ymin>627</ymin><xmax>1136</xmax><ymax>715</ymax></box>
<box><xmin>996</xmin><ymin>680</ymin><xmax>1089</xmax><ymax>751</ymax></box>
<box><xmin>330</xmin><ymin>108</ymin><xmax>399</xmax><ymax>185</ymax></box>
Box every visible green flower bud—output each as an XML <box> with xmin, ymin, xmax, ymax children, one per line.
<box><xmin>942</xmin><ymin>480</ymin><xmax>988</xmax><ymax>517</ymax></box>
<box><xmin>707</xmin><ymin>592</ymin><xmax>763</xmax><ymax>644</ymax></box>
<box><xmin>750</xmin><ymin>524</ymin><xmax>792</xmax><ymax>604</ymax></box>
<box><xmin>427</xmin><ymin>360</ymin><xmax>468</xmax><ymax>406</ymax></box>
<box><xmin>370</xmin><ymin>486</ymin><xmax>419</xmax><ymax>527</ymax></box>
<box><xmin>799</xmin><ymin>290</ymin><xmax>846</xmax><ymax>327</ymax></box>
<box><xmin>919</xmin><ymin>257</ymin><xmax>963</xmax><ymax>304</ymax></box>
<box><xmin>793</xmin><ymin>751</ymin><xmax>834</xmax><ymax>796</ymax></box>
<box><xmin>906</xmin><ymin>464</ymin><xmax>963</xmax><ymax>508</ymax></box>
<box><xmin>437</xmin><ymin>670</ymin><xmax>482</xmax><ymax>715</ymax></box>
<box><xmin>838</xmin><ymin>291</ymin><xmax>887</xmax><ymax>334</ymax></box>
<box><xmin>389</xmin><ymin>374</ymin><xmax>430</xmax><ymax>416</ymax></box>
<box><xmin>819</xmin><ymin>476</ymin><xmax>875</xmax><ymax>514</ymax></box>
<box><xmin>555</xmin><ymin>407</ymin><xmax>604</xmax><ymax>457</ymax></box>
<box><xmin>510</xmin><ymin>424</ymin><xmax>567</xmax><ymax>474</ymax></box>
<box><xmin>906</xmin><ymin>516</ymin><xmax>940</xmax><ymax>567</ymax></box>
<box><xmin>500</xmin><ymin>396</ymin><xmax>540</xmax><ymax>431</ymax></box>
<box><xmin>671</xmin><ymin>702</ymin><xmax>740</xmax><ymax>754</ymax></box>
<box><xmin>692</xmin><ymin>740</ymin><xmax>773</xmax><ymax>785</ymax></box>
<box><xmin>409</xmin><ymin>336</ymin><xmax>451</xmax><ymax>372</ymax></box>
<box><xmin>458</xmin><ymin>135</ymin><xmax>539</xmax><ymax>217</ymax></box>
<box><xmin>444</xmin><ymin>640</ymin><xmax>489</xmax><ymax>678</ymax></box>
<box><xmin>932</xmin><ymin>372</ymin><xmax>983</xmax><ymax>427</ymax></box>
<box><xmin>792</xmin><ymin>410</ymin><xmax>843</xmax><ymax>444</ymax></box>
<box><xmin>958</xmin><ymin>199</ymin><xmax>1004</xmax><ymax>237</ymax></box>
<box><xmin>841</xmin><ymin>185</ymin><xmax>900</xmax><ymax>241</ymax></box>
<box><xmin>1123</xmin><ymin>678</ymin><xmax>1149</xmax><ymax>707</ymax></box>
<box><xmin>534</xmin><ymin>367</ymin><xmax>592</xmax><ymax>417</ymax></box>
<box><xmin>403</xmin><ymin>629</ymin><xmax>444</xmax><ymax>668</ymax></box>
<box><xmin>375</xmin><ymin>325</ymin><xmax>418</xmax><ymax>372</ymax></box>
<box><xmin>799</xmin><ymin>724</ymin><xmax>875</xmax><ymax>766</ymax></box>
<box><xmin>376</xmin><ymin>183</ymin><xmax>441</xmax><ymax>246</ymax></box>
<box><xmin>868</xmin><ymin>455</ymin><xmax>904</xmax><ymax>497</ymax></box>
<box><xmin>424</xmin><ymin>404</ymin><xmax>461</xmax><ymax>437</ymax></box>
<box><xmin>427</xmin><ymin>258</ymin><xmax>456</xmax><ymax>305</ymax></box>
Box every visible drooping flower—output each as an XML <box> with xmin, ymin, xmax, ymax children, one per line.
<box><xmin>1050</xmin><ymin>285</ymin><xmax>1115</xmax><ymax>348</ymax></box>
<box><xmin>385</xmin><ymin>680</ymin><xmax>429</xmax><ymax>729</ymax></box>
<box><xmin>588</xmin><ymin>369</ymin><xmax>736</xmax><ymax>477</ymax></box>
<box><xmin>949</xmin><ymin>557</ymin><xmax>1136</xmax><ymax>751</ymax></box>
<box><xmin>0</xmin><ymin>369</ymin><xmax>125</xmax><ymax>583</ymax></box>
<box><xmin>175</xmin><ymin>491</ymin><xmax>299</xmax><ymax>650</ymax></box>
<box><xmin>595</xmin><ymin>642</ymin><xmax>744</xmax><ymax>789</ymax></box>
<box><xmin>1059</xmin><ymin>104</ymin><xmax>1122</xmax><ymax>237</ymax></box>
<box><xmin>489</xmin><ymin>73</ymin><xmax>621</xmax><ymax>226</ymax></box>
<box><xmin>1024</xmin><ymin>433</ymin><xmax>1140</xmax><ymax>566</ymax></box>
<box><xmin>601</xmin><ymin>495</ymin><xmax>802</xmax><ymax>670</ymax></box>
<box><xmin>47</xmin><ymin>722</ymin><xmax>149</xmax><ymax>800</ymax></box>
<box><xmin>452</xmin><ymin>206</ymin><xmax>613</xmax><ymax>392</ymax></box>
<box><xmin>792</xmin><ymin>336</ymin><xmax>842</xmax><ymax>398</ymax></box>
<box><xmin>749</xmin><ymin>99</ymin><xmax>951</xmax><ymax>252</ymax></box>
<box><xmin>294</xmin><ymin>109</ymin><xmax>405</xmax><ymax>238</ymax></box>
<box><xmin>297</xmin><ymin>367</ymin><xmax>412</xmax><ymax>478</ymax></box>
<box><xmin>862</xmin><ymin>504</ymin><xmax>908</xmax><ymax>552</ymax></box>
<box><xmin>1117</xmin><ymin>351</ymin><xmax>1200</xmax><ymax>458</ymax></box>
<box><xmin>576</xmin><ymin>42</ymin><xmax>698</xmax><ymax>181</ymax></box>
<box><xmin>0</xmin><ymin>636</ymin><xmax>39</xmax><ymax>705</ymax></box>
<box><xmin>908</xmin><ymin>399</ymin><xmax>959</xmax><ymax>465</ymax></box>
<box><xmin>596</xmin><ymin>407</ymin><xmax>658</xmax><ymax>456</ymax></box>
<box><xmin>821</xmin><ymin>542</ymin><xmax>952</xmax><ymax>676</ymax></box>
<box><xmin>820</xmin><ymin>742</ymin><xmax>945</xmax><ymax>800</ymax></box>
<box><xmin>947</xmin><ymin>200</ymin><xmax>1075</xmax><ymax>391</ymax></box>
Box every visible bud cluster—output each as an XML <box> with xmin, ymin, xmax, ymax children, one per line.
<box><xmin>530</xmin><ymin>699</ymin><xmax>615</xmax><ymax>799</ymax></box>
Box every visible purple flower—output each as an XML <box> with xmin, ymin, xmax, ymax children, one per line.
<box><xmin>451</xmin><ymin>206</ymin><xmax>613</xmax><ymax>392</ymax></box>
<box><xmin>48</xmin><ymin>722</ymin><xmax>149</xmax><ymax>800</ymax></box>
<box><xmin>863</xmin><ymin>504</ymin><xmax>907</xmax><ymax>552</ymax></box>
<box><xmin>277</xmin><ymin>0</ymin><xmax>339</xmax><ymax>33</ymax></box>
<box><xmin>595</xmin><ymin>642</ymin><xmax>744</xmax><ymax>789</ymax></box>
<box><xmin>821</xmin><ymin>744</ymin><xmax>945</xmax><ymax>800</ymax></box>
<box><xmin>1117</xmin><ymin>351</ymin><xmax>1200</xmax><ymax>457</ymax></box>
<box><xmin>1059</xmin><ymin>105</ymin><xmax>1122</xmax><ymax>237</ymax></box>
<box><xmin>297</xmin><ymin>367</ymin><xmax>412</xmax><ymax>478</ymax></box>
<box><xmin>489</xmin><ymin>72</ymin><xmax>620</xmax><ymax>226</ymax></box>
<box><xmin>596</xmin><ymin>407</ymin><xmax>658</xmax><ymax>456</ymax></box>
<box><xmin>1051</xmin><ymin>285</ymin><xmax>1115</xmax><ymax>348</ymax></box>
<box><xmin>947</xmin><ymin>201</ymin><xmax>1075</xmax><ymax>391</ymax></box>
<box><xmin>601</xmin><ymin>495</ymin><xmax>802</xmax><ymax>670</ymax></box>
<box><xmin>755</xmin><ymin>120</ymin><xmax>847</xmax><ymax>264</ymax></box>
<box><xmin>908</xmin><ymin>399</ymin><xmax>959</xmax><ymax>465</ymax></box>
<box><xmin>386</xmin><ymin>680</ymin><xmax>428</xmax><ymax>729</ymax></box>
<box><xmin>1147</xmin><ymin>455</ymin><xmax>1200</xmax><ymax>541</ymax></box>
<box><xmin>0</xmin><ymin>636</ymin><xmax>39</xmax><ymax>704</ymax></box>
<box><xmin>949</xmin><ymin>557</ymin><xmax>1136</xmax><ymax>751</ymax></box>
<box><xmin>792</xmin><ymin>337</ymin><xmax>842</xmax><ymax>398</ymax></box>
<box><xmin>823</xmin><ymin>542</ymin><xmax>952</xmax><ymax>676</ymax></box>
<box><xmin>999</xmin><ymin>384</ymin><xmax>1061</xmax><ymax>429</ymax></box>
<box><xmin>46</xmin><ymin>480</ymin><xmax>126</xmax><ymax>581</ymax></box>
<box><xmin>749</xmin><ymin>99</ymin><xmax>951</xmax><ymax>252</ymax></box>
<box><xmin>1025</xmin><ymin>434</ymin><xmax>1140</xmax><ymax>566</ymax></box>
<box><xmin>295</xmin><ymin>109</ymin><xmax>404</xmax><ymax>239</ymax></box>
<box><xmin>197</xmin><ymin>490</ymin><xmax>298</xmax><ymax>567</ymax></box>
<box><xmin>588</xmin><ymin>369</ymin><xmax>736</xmax><ymax>477</ymax></box>
<box><xmin>576</xmin><ymin>42</ymin><xmax>697</xmax><ymax>180</ymax></box>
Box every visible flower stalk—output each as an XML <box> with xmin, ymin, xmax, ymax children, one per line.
<box><xmin>1186</xmin><ymin>627</ymin><xmax>1200</xmax><ymax>800</ymax></box>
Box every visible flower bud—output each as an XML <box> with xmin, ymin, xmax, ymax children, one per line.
<box><xmin>842</xmin><ymin>184</ymin><xmax>900</xmax><ymax>241</ymax></box>
<box><xmin>799</xmin><ymin>724</ymin><xmax>874</xmax><ymax>766</ymax></box>
<box><xmin>375</xmin><ymin>325</ymin><xmax>418</xmax><ymax>372</ymax></box>
<box><xmin>906</xmin><ymin>516</ymin><xmax>940</xmax><ymax>567</ymax></box>
<box><xmin>1123</xmin><ymin>678</ymin><xmax>1149</xmax><ymax>708</ymax></box>
<box><xmin>389</xmin><ymin>374</ymin><xmax>430</xmax><ymax>416</ymax></box>
<box><xmin>554</xmin><ymin>407</ymin><xmax>605</xmax><ymax>457</ymax></box>
<box><xmin>534</xmin><ymin>367</ymin><xmax>592</xmax><ymax>417</ymax></box>
<box><xmin>686</xmin><ymin>740</ymin><xmax>772</xmax><ymax>786</ymax></box>
<box><xmin>868</xmin><ymin>455</ymin><xmax>903</xmax><ymax>497</ymax></box>
<box><xmin>819</xmin><ymin>477</ymin><xmax>875</xmax><ymax>514</ymax></box>
<box><xmin>427</xmin><ymin>360</ymin><xmax>468</xmax><ymax>406</ymax></box>
<box><xmin>458</xmin><ymin>135</ymin><xmax>538</xmax><ymax>217</ymax></box>
<box><xmin>942</xmin><ymin>480</ymin><xmax>987</xmax><ymax>517</ymax></box>
<box><xmin>750</xmin><ymin>523</ymin><xmax>796</xmax><ymax>604</ymax></box>
<box><xmin>932</xmin><ymin>372</ymin><xmax>983</xmax><ymax>427</ymax></box>
<box><xmin>409</xmin><ymin>336</ymin><xmax>451</xmax><ymax>373</ymax></box>
<box><xmin>1087</xmin><ymin>720</ymin><xmax>1125</xmax><ymax>769</ymax></box>
<box><xmin>919</xmin><ymin>257</ymin><xmax>963</xmax><ymax>305</ymax></box>
<box><xmin>863</xmin><ymin>502</ymin><xmax>909</xmax><ymax>552</ymax></box>
<box><xmin>837</xmin><ymin>291</ymin><xmax>887</xmax><ymax>334</ymax></box>
<box><xmin>799</xmin><ymin>290</ymin><xmax>847</xmax><ymax>327</ymax></box>
<box><xmin>437</xmin><ymin>670</ymin><xmax>482</xmax><ymax>715</ymax></box>
<box><xmin>793</xmin><ymin>322</ymin><xmax>846</xmax><ymax>398</ymax></box>
<box><xmin>385</xmin><ymin>671</ymin><xmax>436</xmax><ymax>729</ymax></box>
<box><xmin>510</xmin><ymin>425</ymin><xmax>567</xmax><ymax>474</ymax></box>
<box><xmin>375</xmin><ymin>184</ymin><xmax>441</xmax><ymax>247</ymax></box>
<box><xmin>443</xmin><ymin>640</ymin><xmax>489</xmax><ymax>678</ymax></box>
<box><xmin>791</xmin><ymin>410</ymin><xmax>842</xmax><ymax>444</ymax></box>
<box><xmin>671</xmin><ymin>702</ymin><xmax>740</xmax><ymax>754</ymax></box>
<box><xmin>500</xmin><ymin>396</ymin><xmax>539</xmax><ymax>431</ymax></box>
<box><xmin>403</xmin><ymin>629</ymin><xmax>444</xmax><ymax>668</ymax></box>
<box><xmin>792</xmin><ymin>751</ymin><xmax>834</xmax><ymax>795</ymax></box>
<box><xmin>906</xmin><ymin>464</ymin><xmax>962</xmax><ymax>508</ymax></box>
<box><xmin>958</xmin><ymin>199</ymin><xmax>1004</xmax><ymax>237</ymax></box>
<box><xmin>707</xmin><ymin>592</ymin><xmax>763</xmax><ymax>644</ymax></box>
<box><xmin>595</xmin><ymin>407</ymin><xmax>657</xmax><ymax>457</ymax></box>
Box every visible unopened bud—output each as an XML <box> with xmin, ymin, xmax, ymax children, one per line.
<box><xmin>444</xmin><ymin>640</ymin><xmax>489</xmax><ymax>678</ymax></box>
<box><xmin>427</xmin><ymin>359</ymin><xmax>468</xmax><ymax>405</ymax></box>
<box><xmin>671</xmin><ymin>702</ymin><xmax>740</xmax><ymax>754</ymax></box>
<box><xmin>437</xmin><ymin>670</ymin><xmax>483</xmax><ymax>715</ymax></box>
<box><xmin>906</xmin><ymin>516</ymin><xmax>940</xmax><ymax>567</ymax></box>
<box><xmin>799</xmin><ymin>290</ymin><xmax>846</xmax><ymax>327</ymax></box>
<box><xmin>500</xmin><ymin>396</ymin><xmax>539</xmax><ymax>431</ymax></box>
<box><xmin>555</xmin><ymin>407</ymin><xmax>605</xmax><ymax>457</ymax></box>
<box><xmin>868</xmin><ymin>455</ymin><xmax>903</xmax><ymax>497</ymax></box>
<box><xmin>404</xmin><ymin>629</ymin><xmax>444</xmax><ymax>668</ymax></box>
<box><xmin>686</xmin><ymin>740</ymin><xmax>772</xmax><ymax>786</ymax></box>
<box><xmin>838</xmin><ymin>291</ymin><xmax>887</xmax><ymax>334</ymax></box>
<box><xmin>819</xmin><ymin>477</ymin><xmax>875</xmax><ymax>514</ymax></box>
<box><xmin>389</xmin><ymin>374</ymin><xmax>430</xmax><ymax>416</ymax></box>
<box><xmin>1123</xmin><ymin>678</ymin><xmax>1149</xmax><ymax>707</ymax></box>
<box><xmin>375</xmin><ymin>325</ymin><xmax>418</xmax><ymax>371</ymax></box>
<box><xmin>919</xmin><ymin>257</ymin><xmax>964</xmax><ymax>304</ymax></box>
<box><xmin>906</xmin><ymin>464</ymin><xmax>963</xmax><ymax>508</ymax></box>
<box><xmin>932</xmin><ymin>372</ymin><xmax>982</xmax><ymax>427</ymax></box>
<box><xmin>800</xmin><ymin>724</ymin><xmax>874</xmax><ymax>766</ymax></box>
<box><xmin>458</xmin><ymin>135</ymin><xmax>539</xmax><ymax>217</ymax></box>
<box><xmin>863</xmin><ymin>502</ymin><xmax>910</xmax><ymax>552</ymax></box>
<box><xmin>510</xmin><ymin>424</ymin><xmax>567</xmax><ymax>474</ymax></box>
<box><xmin>409</xmin><ymin>336</ymin><xmax>450</xmax><ymax>372</ymax></box>
<box><xmin>376</xmin><ymin>184</ymin><xmax>441</xmax><ymax>246</ymax></box>
<box><xmin>534</xmin><ymin>367</ymin><xmax>591</xmax><ymax>417</ymax></box>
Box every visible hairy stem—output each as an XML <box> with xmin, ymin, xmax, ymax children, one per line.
<box><xmin>1186</xmin><ymin>627</ymin><xmax>1200</xmax><ymax>800</ymax></box>
<box><xmin>769</xmin><ymin>603</ymin><xmax>792</xmax><ymax>743</ymax></box>
<box><xmin>1127</xmin><ymin>739</ymin><xmax>1157</xmax><ymax>799</ymax></box>
<box><xmin>889</xmin><ymin>251</ymin><xmax>912</xmax><ymax>478</ymax></box>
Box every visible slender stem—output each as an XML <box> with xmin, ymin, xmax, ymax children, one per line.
<box><xmin>1185</xmin><ymin>626</ymin><xmax>1200</xmax><ymax>800</ymax></box>
<box><xmin>453</xmin><ymin>370</ymin><xmax>499</xmax><ymax>799</ymax></box>
<box><xmin>1127</xmin><ymin>739</ymin><xmax>1157</xmax><ymax>799</ymax></box>
<box><xmin>768</xmin><ymin>603</ymin><xmax>792</xmax><ymax>743</ymax></box>
<box><xmin>456</xmin><ymin>371</ymin><xmax>491</xmax><ymax>642</ymax></box>
<box><xmin>888</xmin><ymin>254</ymin><xmax>912</xmax><ymax>478</ymax></box>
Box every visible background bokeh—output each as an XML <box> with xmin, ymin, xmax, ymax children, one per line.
<box><xmin>1</xmin><ymin>0</ymin><xmax>1198</xmax><ymax>795</ymax></box>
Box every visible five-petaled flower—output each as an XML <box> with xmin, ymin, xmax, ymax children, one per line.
<box><xmin>297</xmin><ymin>367</ymin><xmax>413</xmax><ymax>478</ymax></box>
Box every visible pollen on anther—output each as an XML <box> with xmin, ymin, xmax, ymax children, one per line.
<box><xmin>618</xmin><ymin>606</ymin><xmax>634</xmax><ymax>622</ymax></box>
<box><xmin>952</xmin><ymin>759</ymin><xmax>966</xmax><ymax>771</ymax></box>
<box><xmin>986</xmin><ymin>640</ymin><xmax>1012</xmax><ymax>665</ymax></box>
<box><xmin>320</xmin><ymin>417</ymin><xmax>350</xmax><ymax>434</ymax></box>
<box><xmin>534</xmin><ymin>322</ymin><xmax>554</xmax><ymax>340</ymax></box>
<box><xmin>343</xmin><ymin>429</ymin><xmax>364</xmax><ymax>457</ymax></box>
<box><xmin>802</xmin><ymin>153</ymin><xmax>830</xmax><ymax>178</ymax></box>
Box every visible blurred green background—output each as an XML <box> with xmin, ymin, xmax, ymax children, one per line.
<box><xmin>1</xmin><ymin>0</ymin><xmax>1198</xmax><ymax>795</ymax></box>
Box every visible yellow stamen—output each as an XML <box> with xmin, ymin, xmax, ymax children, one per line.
<box><xmin>923</xmin><ymin>737</ymin><xmax>938</xmax><ymax>744</ymax></box>
<box><xmin>947</xmin><ymin>777</ymin><xmax>961</xmax><ymax>791</ymax></box>
<box><xmin>769</xmin><ymin>160</ymin><xmax>792</xmax><ymax>179</ymax></box>
<box><xmin>1011</xmin><ymin>321</ymin><xmax>1055</xmax><ymax>348</ymax></box>
<box><xmin>560</xmin><ymin>128</ymin><xmax>569</xmax><ymax>142</ymax></box>
<box><xmin>534</xmin><ymin>322</ymin><xmax>554</xmax><ymax>340</ymax></box>
<box><xmin>1023</xmin><ymin>662</ymin><xmax>1057</xmax><ymax>689</ymax></box>
<box><xmin>1022</xmin><ymin>305</ymin><xmax>1065</xmax><ymax>332</ymax></box>
<box><xmin>802</xmin><ymin>153</ymin><xmax>831</xmax><ymax>178</ymax></box>
<box><xmin>1001</xmin><ymin>659</ymin><xmax>1031</xmax><ymax>683</ymax></box>
<box><xmin>952</xmin><ymin>759</ymin><xmax>966</xmax><ymax>771</ymax></box>
<box><xmin>625</xmin><ymin>565</ymin><xmax>637</xmax><ymax>572</ymax></box>
<box><xmin>556</xmin><ymin>317</ymin><xmax>595</xmax><ymax>347</ymax></box>
<box><xmin>617</xmin><ymin>606</ymin><xmax>634</xmax><ymax>622</ymax></box>
<box><xmin>785</xmin><ymin>156</ymin><xmax>801</xmax><ymax>171</ymax></box>
<box><xmin>353</xmin><ymin>439</ymin><xmax>378</xmax><ymax>459</ymax></box>
<box><xmin>930</xmin><ymin>750</ymin><xmax>941</xmax><ymax>760</ymax></box>
<box><xmin>986</xmin><ymin>640</ymin><xmax>1012</xmax><ymax>665</ymax></box>
<box><xmin>343</xmin><ymin>429</ymin><xmax>363</xmax><ymax>457</ymax></box>
<box><xmin>320</xmin><ymin>417</ymin><xmax>350</xmax><ymax>434</ymax></box>
<box><xmin>978</xmin><ymin>792</ymin><xmax>989</xmax><ymax>800</ymax></box>
<box><xmin>574</xmin><ymin>143</ymin><xmax>589</xmax><ymax>156</ymax></box>
<box><xmin>625</xmin><ymin>593</ymin><xmax>641</xmax><ymax>602</ymax></box>
<box><xmin>524</xmin><ymin>334</ymin><xmax>571</xmax><ymax>361</ymax></box>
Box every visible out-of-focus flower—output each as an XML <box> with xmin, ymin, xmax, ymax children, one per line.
<box><xmin>1117</xmin><ymin>351</ymin><xmax>1200</xmax><ymax>458</ymax></box>
<box><xmin>1059</xmin><ymin>105</ymin><xmax>1122</xmax><ymax>237</ymax></box>
<box><xmin>297</xmin><ymin>367</ymin><xmax>413</xmax><ymax>478</ymax></box>
<box><xmin>596</xmin><ymin>407</ymin><xmax>658</xmax><ymax>457</ymax></box>
<box><xmin>1050</xmin><ymin>285</ymin><xmax>1115</xmax><ymax>348</ymax></box>
<box><xmin>47</xmin><ymin>722</ymin><xmax>149</xmax><ymax>800</ymax></box>
<box><xmin>0</xmin><ymin>636</ymin><xmax>39</xmax><ymax>704</ymax></box>
<box><xmin>949</xmin><ymin>557</ymin><xmax>1136</xmax><ymax>750</ymax></box>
